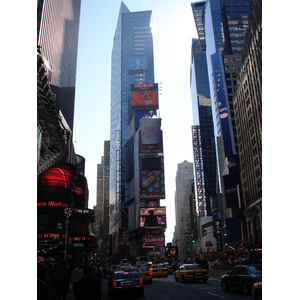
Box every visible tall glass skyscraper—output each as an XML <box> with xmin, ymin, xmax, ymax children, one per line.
<box><xmin>190</xmin><ymin>39</ymin><xmax>216</xmax><ymax>217</ymax></box>
<box><xmin>37</xmin><ymin>0</ymin><xmax>81</xmax><ymax>130</ymax></box>
<box><xmin>109</xmin><ymin>2</ymin><xmax>156</xmax><ymax>253</ymax></box>
<box><xmin>192</xmin><ymin>0</ymin><xmax>250</xmax><ymax>191</ymax></box>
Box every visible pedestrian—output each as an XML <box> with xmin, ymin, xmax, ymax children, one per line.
<box><xmin>37</xmin><ymin>278</ymin><xmax>51</xmax><ymax>300</ymax></box>
<box><xmin>38</xmin><ymin>264</ymin><xmax>55</xmax><ymax>300</ymax></box>
<box><xmin>208</xmin><ymin>259</ymin><xmax>214</xmax><ymax>274</ymax></box>
<box><xmin>102</xmin><ymin>265</ymin><xmax>107</xmax><ymax>279</ymax></box>
<box><xmin>77</xmin><ymin>265</ymin><xmax>102</xmax><ymax>300</ymax></box>
<box><xmin>70</xmin><ymin>264</ymin><xmax>83</xmax><ymax>300</ymax></box>
<box><xmin>200</xmin><ymin>257</ymin><xmax>208</xmax><ymax>271</ymax></box>
<box><xmin>57</xmin><ymin>266</ymin><xmax>70</xmax><ymax>300</ymax></box>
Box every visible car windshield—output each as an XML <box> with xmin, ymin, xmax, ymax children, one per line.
<box><xmin>248</xmin><ymin>265</ymin><xmax>262</xmax><ymax>274</ymax></box>
<box><xmin>114</xmin><ymin>272</ymin><xmax>138</xmax><ymax>279</ymax></box>
<box><xmin>186</xmin><ymin>264</ymin><xmax>202</xmax><ymax>270</ymax></box>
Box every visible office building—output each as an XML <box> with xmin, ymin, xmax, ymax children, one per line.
<box><xmin>93</xmin><ymin>141</ymin><xmax>110</xmax><ymax>258</ymax></box>
<box><xmin>191</xmin><ymin>0</ymin><xmax>251</xmax><ymax>250</ymax></box>
<box><xmin>174</xmin><ymin>161</ymin><xmax>194</xmax><ymax>261</ymax></box>
<box><xmin>190</xmin><ymin>38</ymin><xmax>217</xmax><ymax>218</ymax></box>
<box><xmin>233</xmin><ymin>0</ymin><xmax>262</xmax><ymax>244</ymax></box>
<box><xmin>37</xmin><ymin>0</ymin><xmax>81</xmax><ymax>130</ymax></box>
<box><xmin>109</xmin><ymin>2</ymin><xmax>157</xmax><ymax>255</ymax></box>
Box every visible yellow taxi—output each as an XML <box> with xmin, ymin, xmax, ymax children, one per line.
<box><xmin>134</xmin><ymin>266</ymin><xmax>153</xmax><ymax>283</ymax></box>
<box><xmin>163</xmin><ymin>262</ymin><xmax>173</xmax><ymax>275</ymax></box>
<box><xmin>252</xmin><ymin>282</ymin><xmax>262</xmax><ymax>300</ymax></box>
<box><xmin>175</xmin><ymin>263</ymin><xmax>208</xmax><ymax>283</ymax></box>
<box><xmin>150</xmin><ymin>263</ymin><xmax>168</xmax><ymax>278</ymax></box>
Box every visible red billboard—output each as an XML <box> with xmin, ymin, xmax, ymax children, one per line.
<box><xmin>38</xmin><ymin>164</ymin><xmax>76</xmax><ymax>190</ymax></box>
<box><xmin>131</xmin><ymin>83</ymin><xmax>159</xmax><ymax>110</ymax></box>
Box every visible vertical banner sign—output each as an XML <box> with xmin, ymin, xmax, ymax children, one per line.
<box><xmin>192</xmin><ymin>126</ymin><xmax>206</xmax><ymax>216</ymax></box>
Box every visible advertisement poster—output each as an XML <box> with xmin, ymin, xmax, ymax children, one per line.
<box><xmin>139</xmin><ymin>155</ymin><xmax>165</xmax><ymax>200</ymax></box>
<box><xmin>131</xmin><ymin>83</ymin><xmax>159</xmax><ymax>110</ymax></box>
<box><xmin>140</xmin><ymin>207</ymin><xmax>166</xmax><ymax>228</ymax></box>
<box><xmin>142</xmin><ymin>235</ymin><xmax>165</xmax><ymax>248</ymax></box>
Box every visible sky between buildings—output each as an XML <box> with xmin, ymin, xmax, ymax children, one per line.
<box><xmin>73</xmin><ymin>0</ymin><xmax>198</xmax><ymax>243</ymax></box>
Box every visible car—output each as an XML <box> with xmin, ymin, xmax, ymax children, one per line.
<box><xmin>150</xmin><ymin>263</ymin><xmax>168</xmax><ymax>277</ymax></box>
<box><xmin>107</xmin><ymin>270</ymin><xmax>144</xmax><ymax>298</ymax></box>
<box><xmin>221</xmin><ymin>264</ymin><xmax>262</xmax><ymax>295</ymax></box>
<box><xmin>252</xmin><ymin>282</ymin><xmax>262</xmax><ymax>300</ymax></box>
<box><xmin>134</xmin><ymin>266</ymin><xmax>153</xmax><ymax>283</ymax></box>
<box><xmin>163</xmin><ymin>262</ymin><xmax>173</xmax><ymax>275</ymax></box>
<box><xmin>175</xmin><ymin>263</ymin><xmax>209</xmax><ymax>283</ymax></box>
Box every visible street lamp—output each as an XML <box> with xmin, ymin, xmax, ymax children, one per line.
<box><xmin>64</xmin><ymin>207</ymin><xmax>72</xmax><ymax>263</ymax></box>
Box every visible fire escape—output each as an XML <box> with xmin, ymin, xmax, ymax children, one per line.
<box><xmin>37</xmin><ymin>47</ymin><xmax>69</xmax><ymax>175</ymax></box>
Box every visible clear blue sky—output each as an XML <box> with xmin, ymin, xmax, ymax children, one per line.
<box><xmin>73</xmin><ymin>0</ymin><xmax>198</xmax><ymax>243</ymax></box>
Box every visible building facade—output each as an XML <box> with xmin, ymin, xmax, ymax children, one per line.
<box><xmin>174</xmin><ymin>161</ymin><xmax>194</xmax><ymax>261</ymax></box>
<box><xmin>191</xmin><ymin>0</ymin><xmax>254</xmax><ymax>254</ymax></box>
<box><xmin>190</xmin><ymin>38</ymin><xmax>217</xmax><ymax>218</ymax></box>
<box><xmin>37</xmin><ymin>0</ymin><xmax>81</xmax><ymax>130</ymax></box>
<box><xmin>37</xmin><ymin>1</ymin><xmax>98</xmax><ymax>264</ymax></box>
<box><xmin>109</xmin><ymin>2</ymin><xmax>158</xmax><ymax>255</ymax></box>
<box><xmin>93</xmin><ymin>141</ymin><xmax>110</xmax><ymax>259</ymax></box>
<box><xmin>233</xmin><ymin>0</ymin><xmax>262</xmax><ymax>244</ymax></box>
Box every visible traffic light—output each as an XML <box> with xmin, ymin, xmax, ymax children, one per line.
<box><xmin>192</xmin><ymin>239</ymin><xmax>195</xmax><ymax>243</ymax></box>
<box><xmin>224</xmin><ymin>230</ymin><xmax>227</xmax><ymax>237</ymax></box>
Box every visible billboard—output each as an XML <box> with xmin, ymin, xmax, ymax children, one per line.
<box><xmin>38</xmin><ymin>163</ymin><xmax>76</xmax><ymax>190</ymax></box>
<box><xmin>142</xmin><ymin>235</ymin><xmax>165</xmax><ymax>248</ymax></box>
<box><xmin>139</xmin><ymin>155</ymin><xmax>165</xmax><ymax>200</ymax></box>
<box><xmin>131</xmin><ymin>83</ymin><xmax>159</xmax><ymax>110</ymax></box>
<box><xmin>127</xmin><ymin>55</ymin><xmax>147</xmax><ymax>71</ymax></box>
<box><xmin>211</xmin><ymin>52</ymin><xmax>234</xmax><ymax>157</ymax></box>
<box><xmin>192</xmin><ymin>126</ymin><xmax>206</xmax><ymax>214</ymax></box>
<box><xmin>165</xmin><ymin>246</ymin><xmax>178</xmax><ymax>258</ymax></box>
<box><xmin>140</xmin><ymin>207</ymin><xmax>166</xmax><ymax>228</ymax></box>
<box><xmin>223</xmin><ymin>173</ymin><xmax>240</xmax><ymax>208</ymax></box>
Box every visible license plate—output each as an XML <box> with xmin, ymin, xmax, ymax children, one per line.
<box><xmin>121</xmin><ymin>281</ymin><xmax>134</xmax><ymax>287</ymax></box>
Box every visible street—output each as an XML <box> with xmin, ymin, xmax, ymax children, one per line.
<box><xmin>98</xmin><ymin>275</ymin><xmax>253</xmax><ymax>300</ymax></box>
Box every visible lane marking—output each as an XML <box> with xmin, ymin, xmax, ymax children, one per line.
<box><xmin>207</xmin><ymin>292</ymin><xmax>228</xmax><ymax>299</ymax></box>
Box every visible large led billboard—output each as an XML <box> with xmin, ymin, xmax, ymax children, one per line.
<box><xmin>139</xmin><ymin>155</ymin><xmax>165</xmax><ymax>200</ymax></box>
<box><xmin>127</xmin><ymin>55</ymin><xmax>147</xmax><ymax>71</ymax></box>
<box><xmin>131</xmin><ymin>83</ymin><xmax>159</xmax><ymax>110</ymax></box>
<box><xmin>140</xmin><ymin>207</ymin><xmax>166</xmax><ymax>228</ymax></box>
<box><xmin>165</xmin><ymin>246</ymin><xmax>178</xmax><ymax>258</ymax></box>
<box><xmin>142</xmin><ymin>235</ymin><xmax>165</xmax><ymax>248</ymax></box>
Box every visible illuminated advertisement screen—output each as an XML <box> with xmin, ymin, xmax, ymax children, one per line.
<box><xmin>38</xmin><ymin>164</ymin><xmax>76</xmax><ymax>189</ymax></box>
<box><xmin>142</xmin><ymin>235</ymin><xmax>165</xmax><ymax>248</ymax></box>
<box><xmin>139</xmin><ymin>155</ymin><xmax>165</xmax><ymax>200</ymax></box>
<box><xmin>140</xmin><ymin>207</ymin><xmax>166</xmax><ymax>228</ymax></box>
<box><xmin>127</xmin><ymin>55</ymin><xmax>147</xmax><ymax>71</ymax></box>
<box><xmin>131</xmin><ymin>83</ymin><xmax>159</xmax><ymax>110</ymax></box>
<box><xmin>165</xmin><ymin>246</ymin><xmax>178</xmax><ymax>258</ymax></box>
<box><xmin>192</xmin><ymin>126</ymin><xmax>206</xmax><ymax>214</ymax></box>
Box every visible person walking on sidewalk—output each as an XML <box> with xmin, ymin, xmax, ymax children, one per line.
<box><xmin>70</xmin><ymin>264</ymin><xmax>83</xmax><ymax>300</ymax></box>
<box><xmin>77</xmin><ymin>265</ymin><xmax>102</xmax><ymax>300</ymax></box>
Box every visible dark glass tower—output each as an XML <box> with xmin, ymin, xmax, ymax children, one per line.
<box><xmin>109</xmin><ymin>2</ymin><xmax>156</xmax><ymax>253</ymax></box>
<box><xmin>37</xmin><ymin>0</ymin><xmax>82</xmax><ymax>130</ymax></box>
<box><xmin>190</xmin><ymin>39</ymin><xmax>217</xmax><ymax>217</ymax></box>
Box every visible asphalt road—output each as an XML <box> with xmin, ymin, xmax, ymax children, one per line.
<box><xmin>98</xmin><ymin>274</ymin><xmax>253</xmax><ymax>300</ymax></box>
